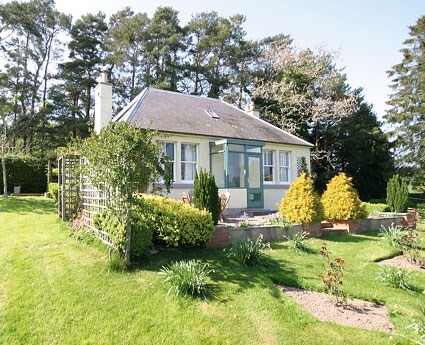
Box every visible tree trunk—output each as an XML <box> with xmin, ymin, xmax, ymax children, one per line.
<box><xmin>1</xmin><ymin>156</ymin><xmax>7</xmax><ymax>197</ymax></box>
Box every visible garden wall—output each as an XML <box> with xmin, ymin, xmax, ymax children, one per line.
<box><xmin>207</xmin><ymin>216</ymin><xmax>407</xmax><ymax>249</ymax></box>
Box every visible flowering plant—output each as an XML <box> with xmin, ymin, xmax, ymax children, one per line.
<box><xmin>319</xmin><ymin>242</ymin><xmax>347</xmax><ymax>305</ymax></box>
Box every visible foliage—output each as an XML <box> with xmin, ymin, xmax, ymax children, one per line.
<box><xmin>133</xmin><ymin>194</ymin><xmax>214</xmax><ymax>248</ymax></box>
<box><xmin>376</xmin><ymin>266</ymin><xmax>412</xmax><ymax>291</ymax></box>
<box><xmin>400</xmin><ymin>227</ymin><xmax>421</xmax><ymax>264</ymax></box>
<box><xmin>386</xmin><ymin>174</ymin><xmax>409</xmax><ymax>213</ymax></box>
<box><xmin>406</xmin><ymin>304</ymin><xmax>425</xmax><ymax>345</ymax></box>
<box><xmin>93</xmin><ymin>208</ymin><xmax>153</xmax><ymax>257</ymax></box>
<box><xmin>48</xmin><ymin>183</ymin><xmax>59</xmax><ymax>203</ymax></box>
<box><xmin>319</xmin><ymin>242</ymin><xmax>347</xmax><ymax>305</ymax></box>
<box><xmin>225</xmin><ymin>234</ymin><xmax>271</xmax><ymax>270</ymax></box>
<box><xmin>238</xmin><ymin>211</ymin><xmax>251</xmax><ymax>227</ymax></box>
<box><xmin>286</xmin><ymin>231</ymin><xmax>309</xmax><ymax>253</ymax></box>
<box><xmin>362</xmin><ymin>202</ymin><xmax>389</xmax><ymax>216</ymax></box>
<box><xmin>0</xmin><ymin>155</ymin><xmax>48</xmax><ymax>193</ymax></box>
<box><xmin>63</xmin><ymin>121</ymin><xmax>171</xmax><ymax>261</ymax></box>
<box><xmin>193</xmin><ymin>168</ymin><xmax>221</xmax><ymax>225</ymax></box>
<box><xmin>321</xmin><ymin>172</ymin><xmax>366</xmax><ymax>221</ymax></box>
<box><xmin>279</xmin><ymin>172</ymin><xmax>323</xmax><ymax>224</ymax></box>
<box><xmin>386</xmin><ymin>16</ymin><xmax>425</xmax><ymax>191</ymax></box>
<box><xmin>378</xmin><ymin>223</ymin><xmax>406</xmax><ymax>248</ymax></box>
<box><xmin>313</xmin><ymin>95</ymin><xmax>394</xmax><ymax>200</ymax></box>
<box><xmin>266</xmin><ymin>213</ymin><xmax>294</xmax><ymax>231</ymax></box>
<box><xmin>159</xmin><ymin>260</ymin><xmax>213</xmax><ymax>299</ymax></box>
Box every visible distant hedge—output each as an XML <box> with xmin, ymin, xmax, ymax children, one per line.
<box><xmin>0</xmin><ymin>156</ymin><xmax>48</xmax><ymax>193</ymax></box>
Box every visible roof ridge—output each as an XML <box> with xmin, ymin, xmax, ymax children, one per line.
<box><xmin>149</xmin><ymin>87</ymin><xmax>221</xmax><ymax>102</ymax></box>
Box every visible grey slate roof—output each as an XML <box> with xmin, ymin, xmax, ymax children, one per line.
<box><xmin>114</xmin><ymin>88</ymin><xmax>313</xmax><ymax>147</ymax></box>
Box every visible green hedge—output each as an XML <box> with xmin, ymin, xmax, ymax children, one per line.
<box><xmin>361</xmin><ymin>202</ymin><xmax>389</xmax><ymax>216</ymax></box>
<box><xmin>0</xmin><ymin>155</ymin><xmax>47</xmax><ymax>193</ymax></box>
<box><xmin>48</xmin><ymin>183</ymin><xmax>59</xmax><ymax>203</ymax></box>
<box><xmin>133</xmin><ymin>194</ymin><xmax>215</xmax><ymax>248</ymax></box>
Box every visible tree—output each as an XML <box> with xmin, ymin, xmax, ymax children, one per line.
<box><xmin>56</xmin><ymin>12</ymin><xmax>107</xmax><ymax>138</ymax></box>
<box><xmin>386</xmin><ymin>15</ymin><xmax>425</xmax><ymax>191</ymax></box>
<box><xmin>71</xmin><ymin>122</ymin><xmax>172</xmax><ymax>262</ymax></box>
<box><xmin>144</xmin><ymin>7</ymin><xmax>185</xmax><ymax>91</ymax></box>
<box><xmin>252</xmin><ymin>36</ymin><xmax>357</xmax><ymax>143</ymax></box>
<box><xmin>105</xmin><ymin>7</ymin><xmax>150</xmax><ymax>111</ymax></box>
<box><xmin>314</xmin><ymin>92</ymin><xmax>394</xmax><ymax>200</ymax></box>
<box><xmin>193</xmin><ymin>169</ymin><xmax>220</xmax><ymax>225</ymax></box>
<box><xmin>386</xmin><ymin>174</ymin><xmax>409</xmax><ymax>213</ymax></box>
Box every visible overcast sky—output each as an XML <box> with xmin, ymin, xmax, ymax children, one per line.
<box><xmin>53</xmin><ymin>0</ymin><xmax>425</xmax><ymax>121</ymax></box>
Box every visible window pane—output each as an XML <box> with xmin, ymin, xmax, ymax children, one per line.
<box><xmin>228</xmin><ymin>152</ymin><xmax>244</xmax><ymax>188</ymax></box>
<box><xmin>181</xmin><ymin>144</ymin><xmax>197</xmax><ymax>181</ymax></box>
<box><xmin>165</xmin><ymin>143</ymin><xmax>174</xmax><ymax>159</ymax></box>
<box><xmin>246</xmin><ymin>146</ymin><xmax>261</xmax><ymax>153</ymax></box>
<box><xmin>248</xmin><ymin>156</ymin><xmax>261</xmax><ymax>188</ymax></box>
<box><xmin>182</xmin><ymin>163</ymin><xmax>197</xmax><ymax>181</ymax></box>
<box><xmin>264</xmin><ymin>166</ymin><xmax>274</xmax><ymax>181</ymax></box>
<box><xmin>280</xmin><ymin>167</ymin><xmax>289</xmax><ymax>182</ymax></box>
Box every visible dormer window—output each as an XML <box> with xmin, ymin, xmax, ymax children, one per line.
<box><xmin>205</xmin><ymin>109</ymin><xmax>220</xmax><ymax>119</ymax></box>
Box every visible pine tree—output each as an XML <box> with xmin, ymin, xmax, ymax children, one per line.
<box><xmin>386</xmin><ymin>174</ymin><xmax>409</xmax><ymax>213</ymax></box>
<box><xmin>386</xmin><ymin>16</ymin><xmax>425</xmax><ymax>190</ymax></box>
<box><xmin>193</xmin><ymin>169</ymin><xmax>220</xmax><ymax>225</ymax></box>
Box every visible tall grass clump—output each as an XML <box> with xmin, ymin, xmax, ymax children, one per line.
<box><xmin>376</xmin><ymin>266</ymin><xmax>412</xmax><ymax>291</ymax></box>
<box><xmin>226</xmin><ymin>234</ymin><xmax>270</xmax><ymax>270</ymax></box>
<box><xmin>160</xmin><ymin>260</ymin><xmax>213</xmax><ymax>299</ymax></box>
<box><xmin>378</xmin><ymin>223</ymin><xmax>405</xmax><ymax>247</ymax></box>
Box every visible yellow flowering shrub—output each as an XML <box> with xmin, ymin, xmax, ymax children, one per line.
<box><xmin>279</xmin><ymin>172</ymin><xmax>323</xmax><ymax>224</ymax></box>
<box><xmin>321</xmin><ymin>173</ymin><xmax>366</xmax><ymax>221</ymax></box>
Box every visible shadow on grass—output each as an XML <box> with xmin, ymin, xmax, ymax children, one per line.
<box><xmin>0</xmin><ymin>196</ymin><xmax>55</xmax><ymax>215</ymax></box>
<box><xmin>131</xmin><ymin>245</ymin><xmax>301</xmax><ymax>302</ymax></box>
<box><xmin>320</xmin><ymin>231</ymin><xmax>381</xmax><ymax>244</ymax></box>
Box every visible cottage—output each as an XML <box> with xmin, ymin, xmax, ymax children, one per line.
<box><xmin>94</xmin><ymin>72</ymin><xmax>313</xmax><ymax>214</ymax></box>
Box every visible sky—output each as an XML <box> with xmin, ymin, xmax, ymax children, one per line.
<box><xmin>52</xmin><ymin>0</ymin><xmax>425</xmax><ymax>121</ymax></box>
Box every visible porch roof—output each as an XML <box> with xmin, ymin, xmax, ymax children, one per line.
<box><xmin>114</xmin><ymin>88</ymin><xmax>313</xmax><ymax>147</ymax></box>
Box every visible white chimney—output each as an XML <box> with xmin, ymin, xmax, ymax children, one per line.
<box><xmin>94</xmin><ymin>71</ymin><xmax>112</xmax><ymax>134</ymax></box>
<box><xmin>245</xmin><ymin>103</ymin><xmax>260</xmax><ymax>118</ymax></box>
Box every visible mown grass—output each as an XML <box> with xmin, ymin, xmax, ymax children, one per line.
<box><xmin>0</xmin><ymin>196</ymin><xmax>424</xmax><ymax>344</ymax></box>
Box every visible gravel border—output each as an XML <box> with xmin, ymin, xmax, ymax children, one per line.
<box><xmin>280</xmin><ymin>286</ymin><xmax>394</xmax><ymax>333</ymax></box>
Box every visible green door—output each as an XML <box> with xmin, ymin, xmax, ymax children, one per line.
<box><xmin>246</xmin><ymin>153</ymin><xmax>264</xmax><ymax>208</ymax></box>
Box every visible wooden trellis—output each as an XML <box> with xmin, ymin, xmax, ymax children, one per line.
<box><xmin>58</xmin><ymin>155</ymin><xmax>80</xmax><ymax>221</ymax></box>
<box><xmin>58</xmin><ymin>155</ymin><xmax>113</xmax><ymax>247</ymax></box>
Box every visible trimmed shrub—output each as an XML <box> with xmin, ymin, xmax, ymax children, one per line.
<box><xmin>193</xmin><ymin>169</ymin><xmax>221</xmax><ymax>225</ymax></box>
<box><xmin>48</xmin><ymin>183</ymin><xmax>59</xmax><ymax>203</ymax></box>
<box><xmin>93</xmin><ymin>208</ymin><xmax>153</xmax><ymax>257</ymax></box>
<box><xmin>362</xmin><ymin>202</ymin><xmax>389</xmax><ymax>216</ymax></box>
<box><xmin>386</xmin><ymin>174</ymin><xmax>409</xmax><ymax>212</ymax></box>
<box><xmin>279</xmin><ymin>172</ymin><xmax>323</xmax><ymax>224</ymax></box>
<box><xmin>321</xmin><ymin>173</ymin><xmax>366</xmax><ymax>221</ymax></box>
<box><xmin>0</xmin><ymin>155</ymin><xmax>47</xmax><ymax>193</ymax></box>
<box><xmin>133</xmin><ymin>194</ymin><xmax>215</xmax><ymax>247</ymax></box>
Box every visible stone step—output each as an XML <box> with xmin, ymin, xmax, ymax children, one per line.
<box><xmin>321</xmin><ymin>221</ymin><xmax>334</xmax><ymax>228</ymax></box>
<box><xmin>245</xmin><ymin>209</ymin><xmax>271</xmax><ymax>217</ymax></box>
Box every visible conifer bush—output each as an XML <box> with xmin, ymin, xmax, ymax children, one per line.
<box><xmin>279</xmin><ymin>172</ymin><xmax>323</xmax><ymax>224</ymax></box>
<box><xmin>321</xmin><ymin>173</ymin><xmax>366</xmax><ymax>221</ymax></box>
<box><xmin>386</xmin><ymin>174</ymin><xmax>409</xmax><ymax>212</ymax></box>
<box><xmin>193</xmin><ymin>169</ymin><xmax>221</xmax><ymax>225</ymax></box>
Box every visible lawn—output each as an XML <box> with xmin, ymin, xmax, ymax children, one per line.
<box><xmin>0</xmin><ymin>197</ymin><xmax>424</xmax><ymax>345</ymax></box>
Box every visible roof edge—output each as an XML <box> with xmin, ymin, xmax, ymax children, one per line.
<box><xmin>220</xmin><ymin>99</ymin><xmax>314</xmax><ymax>148</ymax></box>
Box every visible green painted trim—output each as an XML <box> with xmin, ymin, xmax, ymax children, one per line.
<box><xmin>210</xmin><ymin>138</ymin><xmax>265</xmax><ymax>147</ymax></box>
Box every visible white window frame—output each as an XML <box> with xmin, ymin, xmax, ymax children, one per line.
<box><xmin>279</xmin><ymin>151</ymin><xmax>291</xmax><ymax>184</ymax></box>
<box><xmin>158</xmin><ymin>141</ymin><xmax>176</xmax><ymax>183</ymax></box>
<box><xmin>181</xmin><ymin>143</ymin><xmax>198</xmax><ymax>183</ymax></box>
<box><xmin>263</xmin><ymin>149</ymin><xmax>275</xmax><ymax>184</ymax></box>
